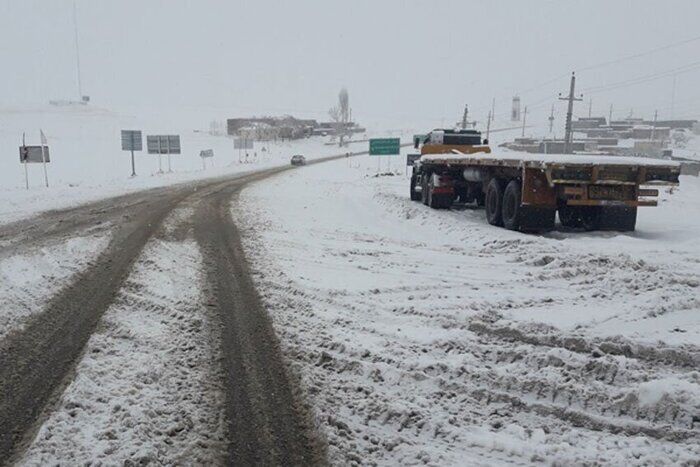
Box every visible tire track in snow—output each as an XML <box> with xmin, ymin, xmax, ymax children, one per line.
<box><xmin>20</xmin><ymin>207</ymin><xmax>228</xmax><ymax>464</ymax></box>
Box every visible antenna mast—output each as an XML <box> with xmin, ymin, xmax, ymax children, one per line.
<box><xmin>73</xmin><ymin>1</ymin><xmax>83</xmax><ymax>98</ymax></box>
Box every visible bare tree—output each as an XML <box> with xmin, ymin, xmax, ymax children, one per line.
<box><xmin>329</xmin><ymin>87</ymin><xmax>351</xmax><ymax>146</ymax></box>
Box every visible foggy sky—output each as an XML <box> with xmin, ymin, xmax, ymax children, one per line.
<box><xmin>2</xmin><ymin>0</ymin><xmax>700</xmax><ymax>128</ymax></box>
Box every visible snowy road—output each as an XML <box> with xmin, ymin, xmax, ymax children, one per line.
<box><xmin>237</xmin><ymin>154</ymin><xmax>700</xmax><ymax>465</ymax></box>
<box><xmin>0</xmin><ymin>154</ymin><xmax>363</xmax><ymax>464</ymax></box>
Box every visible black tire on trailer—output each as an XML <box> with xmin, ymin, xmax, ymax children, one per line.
<box><xmin>502</xmin><ymin>180</ymin><xmax>522</xmax><ymax>231</ymax></box>
<box><xmin>485</xmin><ymin>178</ymin><xmax>505</xmax><ymax>226</ymax></box>
<box><xmin>598</xmin><ymin>206</ymin><xmax>637</xmax><ymax>231</ymax></box>
<box><xmin>410</xmin><ymin>175</ymin><xmax>421</xmax><ymax>201</ymax></box>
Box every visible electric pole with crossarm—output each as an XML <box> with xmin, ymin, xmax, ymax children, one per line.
<box><xmin>558</xmin><ymin>72</ymin><xmax>583</xmax><ymax>154</ymax></box>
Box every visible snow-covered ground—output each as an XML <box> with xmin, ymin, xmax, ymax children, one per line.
<box><xmin>236</xmin><ymin>151</ymin><xmax>700</xmax><ymax>465</ymax></box>
<box><xmin>0</xmin><ymin>104</ymin><xmax>370</xmax><ymax>226</ymax></box>
<box><xmin>21</xmin><ymin>207</ymin><xmax>228</xmax><ymax>465</ymax></box>
<box><xmin>0</xmin><ymin>233</ymin><xmax>110</xmax><ymax>341</ymax></box>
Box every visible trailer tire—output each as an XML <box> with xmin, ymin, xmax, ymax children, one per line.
<box><xmin>502</xmin><ymin>180</ymin><xmax>522</xmax><ymax>231</ymax></box>
<box><xmin>421</xmin><ymin>175</ymin><xmax>429</xmax><ymax>206</ymax></box>
<box><xmin>485</xmin><ymin>178</ymin><xmax>505</xmax><ymax>226</ymax></box>
<box><xmin>410</xmin><ymin>175</ymin><xmax>421</xmax><ymax>201</ymax></box>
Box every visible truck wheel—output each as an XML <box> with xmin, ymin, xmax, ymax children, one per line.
<box><xmin>421</xmin><ymin>175</ymin><xmax>429</xmax><ymax>205</ymax></box>
<box><xmin>598</xmin><ymin>206</ymin><xmax>637</xmax><ymax>231</ymax></box>
<box><xmin>485</xmin><ymin>179</ymin><xmax>505</xmax><ymax>226</ymax></box>
<box><xmin>502</xmin><ymin>180</ymin><xmax>522</xmax><ymax>231</ymax></box>
<box><xmin>410</xmin><ymin>175</ymin><xmax>421</xmax><ymax>201</ymax></box>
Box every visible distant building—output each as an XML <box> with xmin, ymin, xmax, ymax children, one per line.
<box><xmin>226</xmin><ymin>116</ymin><xmax>364</xmax><ymax>140</ymax></box>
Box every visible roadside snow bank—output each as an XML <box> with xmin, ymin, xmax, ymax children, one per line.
<box><xmin>21</xmin><ymin>212</ymin><xmax>226</xmax><ymax>465</ymax></box>
<box><xmin>236</xmin><ymin>154</ymin><xmax>700</xmax><ymax>465</ymax></box>
<box><xmin>0</xmin><ymin>234</ymin><xmax>110</xmax><ymax>341</ymax></box>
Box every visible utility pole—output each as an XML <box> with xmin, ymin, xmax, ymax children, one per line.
<box><xmin>461</xmin><ymin>105</ymin><xmax>468</xmax><ymax>130</ymax></box>
<box><xmin>490</xmin><ymin>97</ymin><xmax>495</xmax><ymax>124</ymax></box>
<box><xmin>521</xmin><ymin>106</ymin><xmax>528</xmax><ymax>137</ymax></box>
<box><xmin>72</xmin><ymin>0</ymin><xmax>83</xmax><ymax>99</ymax></box>
<box><xmin>588</xmin><ymin>98</ymin><xmax>593</xmax><ymax>118</ymax></box>
<box><xmin>608</xmin><ymin>104</ymin><xmax>613</xmax><ymax>126</ymax></box>
<box><xmin>486</xmin><ymin>110</ymin><xmax>492</xmax><ymax>141</ymax></box>
<box><xmin>548</xmin><ymin>105</ymin><xmax>555</xmax><ymax>134</ymax></box>
<box><xmin>558</xmin><ymin>72</ymin><xmax>583</xmax><ymax>154</ymax></box>
<box><xmin>651</xmin><ymin>109</ymin><xmax>658</xmax><ymax>141</ymax></box>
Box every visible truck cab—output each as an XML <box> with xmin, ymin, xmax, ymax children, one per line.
<box><xmin>410</xmin><ymin>129</ymin><xmax>491</xmax><ymax>207</ymax></box>
<box><xmin>415</xmin><ymin>129</ymin><xmax>491</xmax><ymax>156</ymax></box>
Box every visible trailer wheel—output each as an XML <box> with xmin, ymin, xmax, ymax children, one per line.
<box><xmin>502</xmin><ymin>180</ymin><xmax>522</xmax><ymax>231</ymax></box>
<box><xmin>421</xmin><ymin>175</ymin><xmax>429</xmax><ymax>205</ymax></box>
<box><xmin>485</xmin><ymin>178</ymin><xmax>505</xmax><ymax>226</ymax></box>
<box><xmin>410</xmin><ymin>175</ymin><xmax>421</xmax><ymax>201</ymax></box>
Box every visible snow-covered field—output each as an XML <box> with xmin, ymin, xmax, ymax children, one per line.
<box><xmin>236</xmin><ymin>151</ymin><xmax>700</xmax><ymax>464</ymax></box>
<box><xmin>21</xmin><ymin>207</ymin><xmax>228</xmax><ymax>465</ymax></box>
<box><xmin>0</xmin><ymin>104</ymin><xmax>366</xmax><ymax>226</ymax></box>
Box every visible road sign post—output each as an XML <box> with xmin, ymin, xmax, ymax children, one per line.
<box><xmin>20</xmin><ymin>133</ymin><xmax>52</xmax><ymax>189</ymax></box>
<box><xmin>369</xmin><ymin>138</ymin><xmax>401</xmax><ymax>174</ymax></box>
<box><xmin>121</xmin><ymin>130</ymin><xmax>143</xmax><ymax>177</ymax></box>
<box><xmin>200</xmin><ymin>149</ymin><xmax>214</xmax><ymax>170</ymax></box>
<box><xmin>147</xmin><ymin>135</ymin><xmax>180</xmax><ymax>173</ymax></box>
<box><xmin>22</xmin><ymin>133</ymin><xmax>28</xmax><ymax>190</ymax></box>
<box><xmin>234</xmin><ymin>138</ymin><xmax>253</xmax><ymax>163</ymax></box>
<box><xmin>40</xmin><ymin>130</ymin><xmax>49</xmax><ymax>187</ymax></box>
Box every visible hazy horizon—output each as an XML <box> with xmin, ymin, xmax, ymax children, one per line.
<box><xmin>2</xmin><ymin>0</ymin><xmax>700</xmax><ymax>129</ymax></box>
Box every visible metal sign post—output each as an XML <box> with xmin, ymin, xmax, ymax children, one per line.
<box><xmin>19</xmin><ymin>143</ymin><xmax>52</xmax><ymax>189</ymax></box>
<box><xmin>166</xmin><ymin>138</ymin><xmax>172</xmax><ymax>173</ymax></box>
<box><xmin>40</xmin><ymin>130</ymin><xmax>49</xmax><ymax>187</ymax></box>
<box><xmin>200</xmin><ymin>149</ymin><xmax>214</xmax><ymax>170</ymax></box>
<box><xmin>234</xmin><ymin>138</ymin><xmax>253</xmax><ymax>164</ymax></box>
<box><xmin>147</xmin><ymin>135</ymin><xmax>180</xmax><ymax>173</ymax></box>
<box><xmin>369</xmin><ymin>138</ymin><xmax>401</xmax><ymax>174</ymax></box>
<box><xmin>121</xmin><ymin>130</ymin><xmax>143</xmax><ymax>177</ymax></box>
<box><xmin>22</xmin><ymin>133</ymin><xmax>28</xmax><ymax>190</ymax></box>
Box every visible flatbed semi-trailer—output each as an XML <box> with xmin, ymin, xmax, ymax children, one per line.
<box><xmin>409</xmin><ymin>130</ymin><xmax>680</xmax><ymax>232</ymax></box>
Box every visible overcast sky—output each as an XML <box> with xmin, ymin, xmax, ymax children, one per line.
<box><xmin>2</xmin><ymin>0</ymin><xmax>700</xmax><ymax>129</ymax></box>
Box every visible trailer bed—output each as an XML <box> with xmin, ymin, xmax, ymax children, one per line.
<box><xmin>421</xmin><ymin>150</ymin><xmax>681</xmax><ymax>170</ymax></box>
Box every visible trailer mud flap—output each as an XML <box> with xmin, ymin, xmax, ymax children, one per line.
<box><xmin>521</xmin><ymin>168</ymin><xmax>556</xmax><ymax>208</ymax></box>
<box><xmin>518</xmin><ymin>206</ymin><xmax>556</xmax><ymax>232</ymax></box>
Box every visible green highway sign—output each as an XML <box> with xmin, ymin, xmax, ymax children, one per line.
<box><xmin>369</xmin><ymin>138</ymin><xmax>400</xmax><ymax>156</ymax></box>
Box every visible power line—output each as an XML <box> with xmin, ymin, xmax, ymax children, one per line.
<box><xmin>575</xmin><ymin>34</ymin><xmax>700</xmax><ymax>74</ymax></box>
<box><xmin>581</xmin><ymin>60</ymin><xmax>700</xmax><ymax>95</ymax></box>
